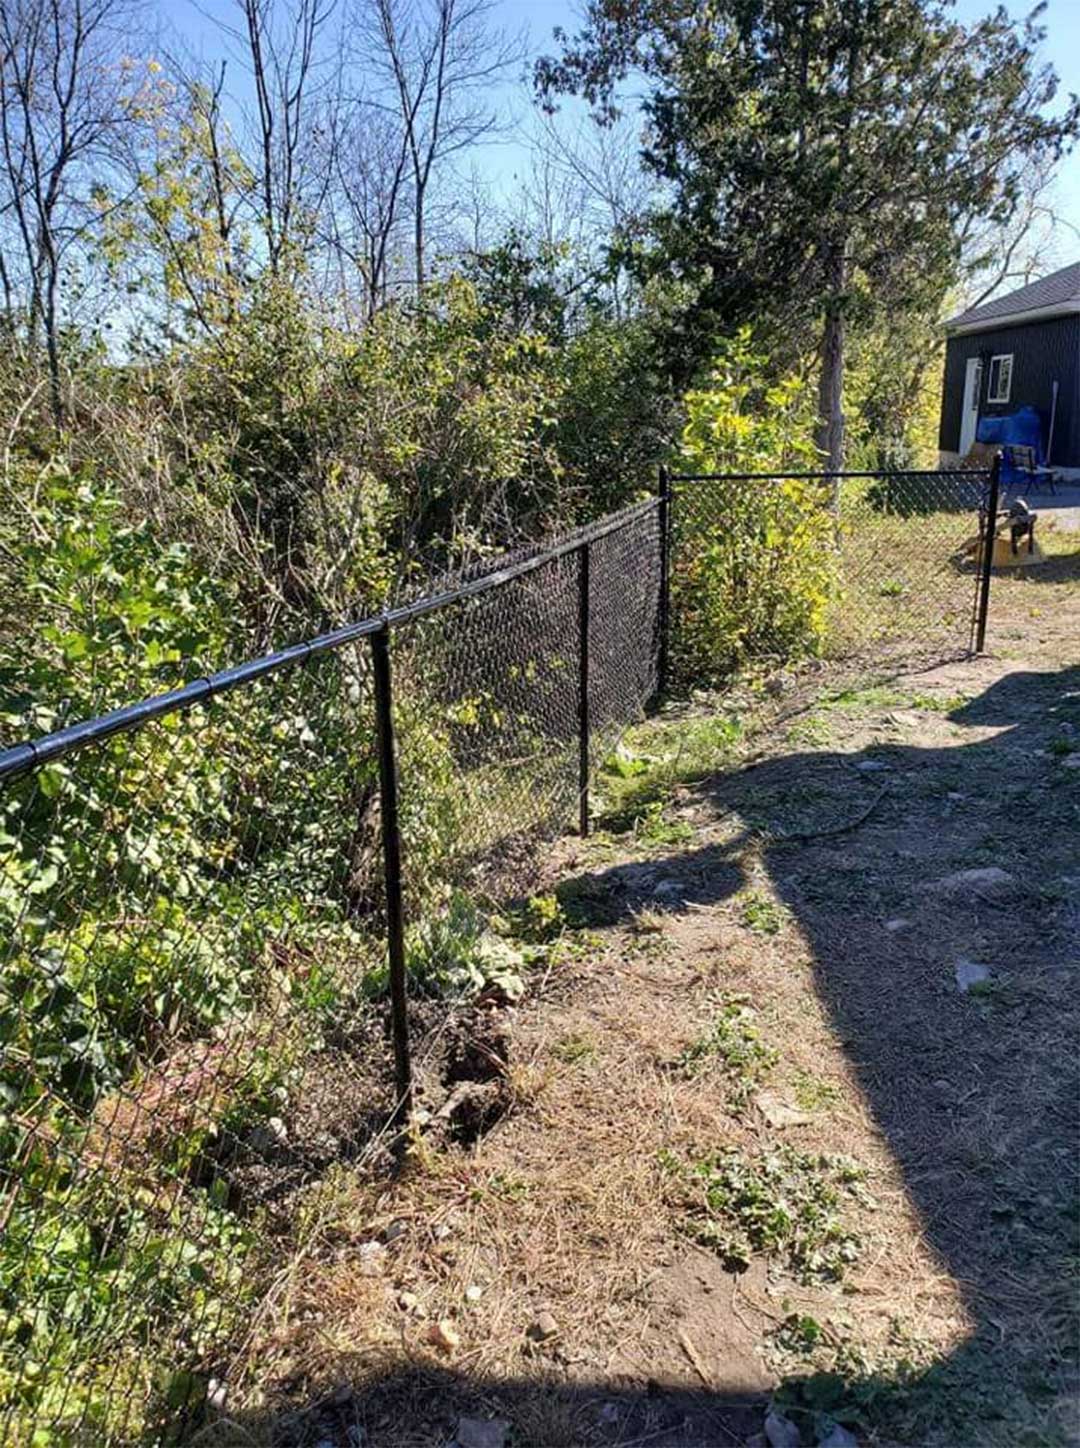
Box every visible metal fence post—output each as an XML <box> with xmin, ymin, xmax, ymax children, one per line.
<box><xmin>578</xmin><ymin>541</ymin><xmax>591</xmax><ymax>837</ymax></box>
<box><xmin>974</xmin><ymin>452</ymin><xmax>1002</xmax><ymax>654</ymax></box>
<box><xmin>371</xmin><ymin>623</ymin><xmax>413</xmax><ymax>1123</ymax></box>
<box><xmin>657</xmin><ymin>464</ymin><xmax>671</xmax><ymax>700</ymax></box>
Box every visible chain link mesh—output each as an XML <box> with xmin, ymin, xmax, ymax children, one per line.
<box><xmin>0</xmin><ymin>472</ymin><xmax>988</xmax><ymax>1442</ymax></box>
<box><xmin>0</xmin><ymin>500</ymin><xmax>665</xmax><ymax>1443</ymax></box>
<box><xmin>670</xmin><ymin>469</ymin><xmax>989</xmax><ymax>687</ymax></box>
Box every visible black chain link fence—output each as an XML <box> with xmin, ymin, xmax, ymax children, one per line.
<box><xmin>0</xmin><ymin>469</ymin><xmax>989</xmax><ymax>1443</ymax></box>
<box><xmin>669</xmin><ymin>469</ymin><xmax>990</xmax><ymax>689</ymax></box>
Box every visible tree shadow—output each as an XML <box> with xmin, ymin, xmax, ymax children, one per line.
<box><xmin>200</xmin><ymin>664</ymin><xmax>1080</xmax><ymax>1446</ymax></box>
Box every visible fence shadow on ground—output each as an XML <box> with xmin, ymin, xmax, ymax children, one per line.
<box><xmin>195</xmin><ymin>663</ymin><xmax>1079</xmax><ymax>1446</ymax></box>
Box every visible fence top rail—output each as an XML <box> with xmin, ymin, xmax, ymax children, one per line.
<box><xmin>0</xmin><ymin>495</ymin><xmax>659</xmax><ymax>785</ymax></box>
<box><xmin>671</xmin><ymin>468</ymin><xmax>991</xmax><ymax>483</ymax></box>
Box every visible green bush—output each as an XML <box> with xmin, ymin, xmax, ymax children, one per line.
<box><xmin>672</xmin><ymin>330</ymin><xmax>836</xmax><ymax>683</ymax></box>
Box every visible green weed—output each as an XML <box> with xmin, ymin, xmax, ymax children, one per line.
<box><xmin>792</xmin><ymin>1070</ymin><xmax>841</xmax><ymax>1111</ymax></box>
<box><xmin>682</xmin><ymin>1147</ymin><xmax>862</xmax><ymax>1281</ymax></box>
<box><xmin>552</xmin><ymin>1033</ymin><xmax>597</xmax><ymax>1065</ymax></box>
<box><xmin>676</xmin><ymin>999</ymin><xmax>777</xmax><ymax>1110</ymax></box>
<box><xmin>740</xmin><ymin>890</ymin><xmax>789</xmax><ymax>935</ymax></box>
<box><xmin>632</xmin><ymin>799</ymin><xmax>694</xmax><ymax>849</ymax></box>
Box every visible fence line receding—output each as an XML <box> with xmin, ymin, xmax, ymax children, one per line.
<box><xmin>0</xmin><ymin>465</ymin><xmax>992</xmax><ymax>1444</ymax></box>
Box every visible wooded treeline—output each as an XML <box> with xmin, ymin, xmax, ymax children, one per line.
<box><xmin>0</xmin><ymin>0</ymin><xmax>1076</xmax><ymax>700</ymax></box>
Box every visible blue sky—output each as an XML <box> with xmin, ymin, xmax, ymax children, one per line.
<box><xmin>167</xmin><ymin>0</ymin><xmax>1080</xmax><ymax>272</ymax></box>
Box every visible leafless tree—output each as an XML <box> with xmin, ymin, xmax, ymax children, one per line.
<box><xmin>362</xmin><ymin>0</ymin><xmax>521</xmax><ymax>291</ymax></box>
<box><xmin>319</xmin><ymin>93</ymin><xmax>412</xmax><ymax>317</ymax></box>
<box><xmin>958</xmin><ymin>154</ymin><xmax>1078</xmax><ymax>313</ymax></box>
<box><xmin>518</xmin><ymin>109</ymin><xmax>655</xmax><ymax>317</ymax></box>
<box><xmin>0</xmin><ymin>0</ymin><xmax>134</xmax><ymax>425</ymax></box>
<box><xmin>232</xmin><ymin>0</ymin><xmax>336</xmax><ymax>275</ymax></box>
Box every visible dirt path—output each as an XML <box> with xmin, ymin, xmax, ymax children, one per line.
<box><xmin>227</xmin><ymin>554</ymin><xmax>1079</xmax><ymax>1448</ymax></box>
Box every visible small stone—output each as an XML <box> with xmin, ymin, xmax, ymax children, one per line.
<box><xmin>464</xmin><ymin>1283</ymin><xmax>484</xmax><ymax>1303</ymax></box>
<box><xmin>382</xmin><ymin>1219</ymin><xmax>407</xmax><ymax>1243</ymax></box>
<box><xmin>433</xmin><ymin>1222</ymin><xmax>452</xmax><ymax>1241</ymax></box>
<box><xmin>267</xmin><ymin>1115</ymin><xmax>288</xmax><ymax>1142</ymax></box>
<box><xmin>652</xmin><ymin>878</ymin><xmax>684</xmax><ymax>900</ymax></box>
<box><xmin>356</xmin><ymin>1241</ymin><xmax>387</xmax><ymax>1277</ymax></box>
<box><xmin>764</xmin><ymin>1409</ymin><xmax>802</xmax><ymax>1447</ymax></box>
<box><xmin>854</xmin><ymin>759</ymin><xmax>890</xmax><ymax>773</ymax></box>
<box><xmin>947</xmin><ymin>791</ymin><xmax>965</xmax><ymax>802</ymax></box>
<box><xmin>884</xmin><ymin>917</ymin><xmax>910</xmax><ymax>933</ymax></box>
<box><xmin>207</xmin><ymin>1378</ymin><xmax>227</xmax><ymax>1411</ymax></box>
<box><xmin>527</xmin><ymin>1311</ymin><xmax>559</xmax><ymax>1342</ymax></box>
<box><xmin>955</xmin><ymin>959</ymin><xmax>991</xmax><ymax>994</ymax></box>
<box><xmin>413</xmin><ymin>1107</ymin><xmax>433</xmax><ymax>1127</ymax></box>
<box><xmin>819</xmin><ymin>1425</ymin><xmax>858</xmax><ymax>1448</ymax></box>
<box><xmin>427</xmin><ymin>1318</ymin><xmax>460</xmax><ymax>1354</ymax></box>
<box><xmin>455</xmin><ymin>1417</ymin><xmax>511</xmax><ymax>1448</ymax></box>
<box><xmin>755</xmin><ymin>1090</ymin><xmax>812</xmax><ymax>1129</ymax></box>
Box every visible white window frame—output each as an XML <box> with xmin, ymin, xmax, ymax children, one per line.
<box><xmin>987</xmin><ymin>353</ymin><xmax>1013</xmax><ymax>404</ymax></box>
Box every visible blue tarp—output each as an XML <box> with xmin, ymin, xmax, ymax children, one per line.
<box><xmin>976</xmin><ymin>407</ymin><xmax>1046</xmax><ymax>487</ymax></box>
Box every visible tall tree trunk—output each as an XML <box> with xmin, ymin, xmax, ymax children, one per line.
<box><xmin>414</xmin><ymin>183</ymin><xmax>425</xmax><ymax>292</ymax></box>
<box><xmin>816</xmin><ymin>243</ymin><xmax>846</xmax><ymax>477</ymax></box>
<box><xmin>43</xmin><ymin>255</ymin><xmax>63</xmax><ymax>430</ymax></box>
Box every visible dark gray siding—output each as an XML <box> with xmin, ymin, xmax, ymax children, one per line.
<box><xmin>938</xmin><ymin>313</ymin><xmax>1080</xmax><ymax>466</ymax></box>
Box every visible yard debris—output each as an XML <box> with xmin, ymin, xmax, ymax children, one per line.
<box><xmin>454</xmin><ymin>1417</ymin><xmax>511</xmax><ymax>1448</ymax></box>
<box><xmin>764</xmin><ymin>1408</ymin><xmax>802</xmax><ymax>1447</ymax></box>
<box><xmin>426</xmin><ymin>1319</ymin><xmax>461</xmax><ymax>1354</ymax></box>
<box><xmin>955</xmin><ymin>959</ymin><xmax>991</xmax><ymax>993</ymax></box>
<box><xmin>755</xmin><ymin>1090</ymin><xmax>813</xmax><ymax>1129</ymax></box>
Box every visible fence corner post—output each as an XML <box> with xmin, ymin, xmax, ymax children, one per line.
<box><xmin>371</xmin><ymin>622</ymin><xmax>413</xmax><ymax>1125</ymax></box>
<box><xmin>578</xmin><ymin>541</ymin><xmax>591</xmax><ymax>837</ymax></box>
<box><xmin>974</xmin><ymin>451</ymin><xmax>1001</xmax><ymax>655</ymax></box>
<box><xmin>657</xmin><ymin>464</ymin><xmax>672</xmax><ymax>702</ymax></box>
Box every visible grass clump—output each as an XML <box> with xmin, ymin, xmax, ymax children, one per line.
<box><xmin>680</xmin><ymin>1147</ymin><xmax>862</xmax><ymax>1281</ymax></box>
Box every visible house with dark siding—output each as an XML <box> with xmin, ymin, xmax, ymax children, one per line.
<box><xmin>938</xmin><ymin>261</ymin><xmax>1080</xmax><ymax>469</ymax></box>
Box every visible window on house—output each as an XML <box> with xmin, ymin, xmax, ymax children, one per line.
<box><xmin>987</xmin><ymin>354</ymin><xmax>1013</xmax><ymax>404</ymax></box>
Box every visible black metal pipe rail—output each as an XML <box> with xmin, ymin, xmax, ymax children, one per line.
<box><xmin>670</xmin><ymin>468</ymin><xmax>987</xmax><ymax>483</ymax></box>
